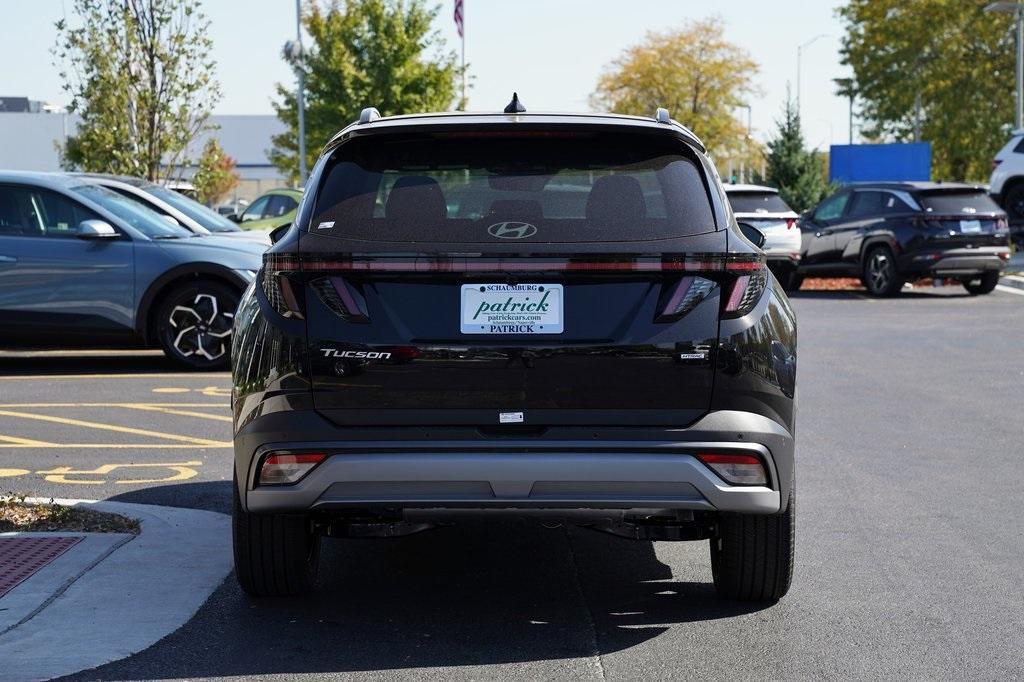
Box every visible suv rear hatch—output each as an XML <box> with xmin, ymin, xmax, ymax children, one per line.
<box><xmin>915</xmin><ymin>188</ymin><xmax>1010</xmax><ymax>248</ymax></box>
<box><xmin>276</xmin><ymin>128</ymin><xmax>752</xmax><ymax>428</ymax></box>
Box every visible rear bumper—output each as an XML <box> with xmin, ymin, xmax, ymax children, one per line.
<box><xmin>911</xmin><ymin>247</ymin><xmax>1009</xmax><ymax>277</ymax></box>
<box><xmin>235</xmin><ymin>409</ymin><xmax>794</xmax><ymax>517</ymax></box>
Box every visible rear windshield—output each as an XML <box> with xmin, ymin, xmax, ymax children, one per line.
<box><xmin>310</xmin><ymin>133</ymin><xmax>716</xmax><ymax>243</ymax></box>
<box><xmin>919</xmin><ymin>191</ymin><xmax>1002</xmax><ymax>214</ymax></box>
<box><xmin>727</xmin><ymin>191</ymin><xmax>792</xmax><ymax>214</ymax></box>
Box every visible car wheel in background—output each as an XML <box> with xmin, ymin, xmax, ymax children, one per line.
<box><xmin>710</xmin><ymin>485</ymin><xmax>795</xmax><ymax>602</ymax></box>
<box><xmin>963</xmin><ymin>271</ymin><xmax>1000</xmax><ymax>296</ymax></box>
<box><xmin>862</xmin><ymin>246</ymin><xmax>904</xmax><ymax>297</ymax></box>
<box><xmin>156</xmin><ymin>279</ymin><xmax>239</xmax><ymax>369</ymax></box>
<box><xmin>1002</xmin><ymin>181</ymin><xmax>1024</xmax><ymax>221</ymax></box>
<box><xmin>232</xmin><ymin>478</ymin><xmax>320</xmax><ymax>596</ymax></box>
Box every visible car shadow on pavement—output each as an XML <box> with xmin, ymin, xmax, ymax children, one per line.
<box><xmin>78</xmin><ymin>482</ymin><xmax>771</xmax><ymax>679</ymax></box>
<box><xmin>0</xmin><ymin>350</ymin><xmax>198</xmax><ymax>376</ymax></box>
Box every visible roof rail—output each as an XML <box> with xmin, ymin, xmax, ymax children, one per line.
<box><xmin>358</xmin><ymin>107</ymin><xmax>381</xmax><ymax>124</ymax></box>
<box><xmin>655</xmin><ymin>107</ymin><xmax>671</xmax><ymax>124</ymax></box>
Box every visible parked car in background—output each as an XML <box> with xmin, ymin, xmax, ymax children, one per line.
<box><xmin>232</xmin><ymin>188</ymin><xmax>302</xmax><ymax>231</ymax></box>
<box><xmin>75</xmin><ymin>174</ymin><xmax>270</xmax><ymax>245</ymax></box>
<box><xmin>0</xmin><ymin>171</ymin><xmax>264</xmax><ymax>368</ymax></box>
<box><xmin>797</xmin><ymin>182</ymin><xmax>1011</xmax><ymax>296</ymax></box>
<box><xmin>989</xmin><ymin>131</ymin><xmax>1024</xmax><ymax>248</ymax></box>
<box><xmin>165</xmin><ymin>179</ymin><xmax>197</xmax><ymax>199</ymax></box>
<box><xmin>723</xmin><ymin>184</ymin><xmax>802</xmax><ymax>290</ymax></box>
<box><xmin>231</xmin><ymin>106</ymin><xmax>797</xmax><ymax>602</ymax></box>
<box><xmin>216</xmin><ymin>198</ymin><xmax>249</xmax><ymax>217</ymax></box>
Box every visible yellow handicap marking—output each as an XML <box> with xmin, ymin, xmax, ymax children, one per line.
<box><xmin>0</xmin><ymin>433</ymin><xmax>57</xmax><ymax>446</ymax></box>
<box><xmin>151</xmin><ymin>386</ymin><xmax>231</xmax><ymax>398</ymax></box>
<box><xmin>152</xmin><ymin>387</ymin><xmax>190</xmax><ymax>394</ymax></box>
<box><xmin>0</xmin><ymin>468</ymin><xmax>31</xmax><ymax>477</ymax></box>
<box><xmin>36</xmin><ymin>461</ymin><xmax>203</xmax><ymax>485</ymax></box>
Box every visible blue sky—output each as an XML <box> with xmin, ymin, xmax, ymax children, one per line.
<box><xmin>2</xmin><ymin>0</ymin><xmax>850</xmax><ymax>149</ymax></box>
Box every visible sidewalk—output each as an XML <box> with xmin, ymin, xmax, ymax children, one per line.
<box><xmin>0</xmin><ymin>500</ymin><xmax>230</xmax><ymax>681</ymax></box>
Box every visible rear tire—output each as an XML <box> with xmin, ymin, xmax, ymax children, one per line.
<box><xmin>861</xmin><ymin>246</ymin><xmax>904</xmax><ymax>297</ymax></box>
<box><xmin>710</xmin><ymin>487</ymin><xmax>795</xmax><ymax>602</ymax></box>
<box><xmin>1002</xmin><ymin>181</ymin><xmax>1024</xmax><ymax>221</ymax></box>
<box><xmin>963</xmin><ymin>271</ymin><xmax>1000</xmax><ymax>296</ymax></box>
<box><xmin>233</xmin><ymin>477</ymin><xmax>320</xmax><ymax>597</ymax></box>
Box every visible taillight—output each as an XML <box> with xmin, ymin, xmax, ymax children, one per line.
<box><xmin>258</xmin><ymin>452</ymin><xmax>325</xmax><ymax>485</ymax></box>
<box><xmin>696</xmin><ymin>452</ymin><xmax>768</xmax><ymax>486</ymax></box>
<box><xmin>993</xmin><ymin>159</ymin><xmax>1003</xmax><ymax>170</ymax></box>
<box><xmin>657</xmin><ymin>276</ymin><xmax>717</xmax><ymax>320</ymax></box>
<box><xmin>785</xmin><ymin>218</ymin><xmax>796</xmax><ymax>230</ymax></box>
<box><xmin>261</xmin><ymin>253</ymin><xmax>304</xmax><ymax>319</ymax></box>
<box><xmin>310</xmin><ymin>276</ymin><xmax>369</xmax><ymax>322</ymax></box>
<box><xmin>722</xmin><ymin>259</ymin><xmax>768</xmax><ymax>318</ymax></box>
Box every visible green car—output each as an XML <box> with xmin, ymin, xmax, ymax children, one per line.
<box><xmin>234</xmin><ymin>188</ymin><xmax>303</xmax><ymax>231</ymax></box>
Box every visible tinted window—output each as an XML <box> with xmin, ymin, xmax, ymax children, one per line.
<box><xmin>0</xmin><ymin>186</ymin><xmax>100</xmax><ymax>238</ymax></box>
<box><xmin>847</xmin><ymin>191</ymin><xmax>887</xmax><ymax>217</ymax></box>
<box><xmin>813</xmin><ymin>193</ymin><xmax>850</xmax><ymax>222</ymax></box>
<box><xmin>265</xmin><ymin>194</ymin><xmax>296</xmax><ymax>218</ymax></box>
<box><xmin>311</xmin><ymin>133</ymin><xmax>716</xmax><ymax>243</ymax></box>
<box><xmin>1014</xmin><ymin>137</ymin><xmax>1024</xmax><ymax>153</ymax></box>
<box><xmin>727</xmin><ymin>191</ymin><xmax>792</xmax><ymax>214</ymax></box>
<box><xmin>241</xmin><ymin>195</ymin><xmax>270</xmax><ymax>222</ymax></box>
<box><xmin>69</xmin><ymin>185</ymin><xmax>192</xmax><ymax>239</ymax></box>
<box><xmin>919</xmin><ymin>191</ymin><xmax>1002</xmax><ymax>214</ymax></box>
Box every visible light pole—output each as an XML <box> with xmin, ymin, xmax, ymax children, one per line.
<box><xmin>284</xmin><ymin>0</ymin><xmax>307</xmax><ymax>186</ymax></box>
<box><xmin>986</xmin><ymin>1</ymin><xmax>1024</xmax><ymax>129</ymax></box>
<box><xmin>796</xmin><ymin>34</ymin><xmax>828</xmax><ymax>116</ymax></box>
<box><xmin>738</xmin><ymin>104</ymin><xmax>752</xmax><ymax>182</ymax></box>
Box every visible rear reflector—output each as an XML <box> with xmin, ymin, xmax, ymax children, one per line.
<box><xmin>696</xmin><ymin>452</ymin><xmax>768</xmax><ymax>486</ymax></box>
<box><xmin>258</xmin><ymin>452</ymin><xmax>326</xmax><ymax>485</ymax></box>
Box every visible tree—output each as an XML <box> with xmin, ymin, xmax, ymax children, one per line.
<box><xmin>271</xmin><ymin>0</ymin><xmax>461</xmax><ymax>184</ymax></box>
<box><xmin>192</xmin><ymin>138</ymin><xmax>239</xmax><ymax>206</ymax></box>
<box><xmin>762</xmin><ymin>94</ymin><xmax>832</xmax><ymax>213</ymax></box>
<box><xmin>839</xmin><ymin>0</ymin><xmax>1015</xmax><ymax>181</ymax></box>
<box><xmin>54</xmin><ymin>0</ymin><xmax>220</xmax><ymax>181</ymax></box>
<box><xmin>589</xmin><ymin>16</ymin><xmax>760</xmax><ymax>159</ymax></box>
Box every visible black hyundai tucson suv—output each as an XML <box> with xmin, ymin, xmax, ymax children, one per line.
<box><xmin>231</xmin><ymin>102</ymin><xmax>798</xmax><ymax>602</ymax></box>
<box><xmin>796</xmin><ymin>182</ymin><xmax>1011</xmax><ymax>296</ymax></box>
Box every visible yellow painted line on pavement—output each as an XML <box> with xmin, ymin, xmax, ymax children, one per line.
<box><xmin>0</xmin><ymin>409</ymin><xmax>224</xmax><ymax>446</ymax></box>
<box><xmin>0</xmin><ymin>373</ymin><xmax>229</xmax><ymax>380</ymax></box>
<box><xmin>0</xmin><ymin>443</ymin><xmax>231</xmax><ymax>449</ymax></box>
<box><xmin>0</xmin><ymin>402</ymin><xmax>225</xmax><ymax>408</ymax></box>
<box><xmin>0</xmin><ymin>433</ymin><xmax>57</xmax><ymax>446</ymax></box>
<box><xmin>120</xmin><ymin>404</ymin><xmax>233</xmax><ymax>422</ymax></box>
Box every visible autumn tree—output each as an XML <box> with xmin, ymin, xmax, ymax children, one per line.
<box><xmin>192</xmin><ymin>138</ymin><xmax>239</xmax><ymax>206</ymax></box>
<box><xmin>55</xmin><ymin>0</ymin><xmax>220</xmax><ymax>181</ymax></box>
<box><xmin>590</xmin><ymin>16</ymin><xmax>760</xmax><ymax>159</ymax></box>
<box><xmin>271</xmin><ymin>0</ymin><xmax>461</xmax><ymax>184</ymax></box>
<box><xmin>839</xmin><ymin>0</ymin><xmax>1015</xmax><ymax>181</ymax></box>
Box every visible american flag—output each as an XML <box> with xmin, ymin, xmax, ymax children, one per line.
<box><xmin>454</xmin><ymin>0</ymin><xmax>464</xmax><ymax>38</ymax></box>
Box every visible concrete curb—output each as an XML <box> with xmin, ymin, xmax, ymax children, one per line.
<box><xmin>0</xmin><ymin>499</ymin><xmax>231</xmax><ymax>681</ymax></box>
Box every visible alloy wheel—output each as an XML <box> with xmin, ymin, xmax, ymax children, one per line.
<box><xmin>867</xmin><ymin>251</ymin><xmax>893</xmax><ymax>293</ymax></box>
<box><xmin>168</xmin><ymin>293</ymin><xmax>234</xmax><ymax>361</ymax></box>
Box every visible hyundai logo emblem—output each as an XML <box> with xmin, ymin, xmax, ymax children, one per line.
<box><xmin>487</xmin><ymin>221</ymin><xmax>538</xmax><ymax>239</ymax></box>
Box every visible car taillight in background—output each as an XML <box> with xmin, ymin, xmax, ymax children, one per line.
<box><xmin>696</xmin><ymin>452</ymin><xmax>768</xmax><ymax>486</ymax></box>
<box><xmin>258</xmin><ymin>452</ymin><xmax>326</xmax><ymax>485</ymax></box>
<box><xmin>785</xmin><ymin>218</ymin><xmax>796</xmax><ymax>229</ymax></box>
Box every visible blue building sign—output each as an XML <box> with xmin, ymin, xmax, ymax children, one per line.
<box><xmin>829</xmin><ymin>143</ymin><xmax>931</xmax><ymax>183</ymax></box>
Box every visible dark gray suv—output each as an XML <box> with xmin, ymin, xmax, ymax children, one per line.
<box><xmin>231</xmin><ymin>103</ymin><xmax>797</xmax><ymax>601</ymax></box>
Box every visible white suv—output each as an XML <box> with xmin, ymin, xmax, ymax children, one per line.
<box><xmin>990</xmin><ymin>131</ymin><xmax>1024</xmax><ymax>245</ymax></box>
<box><xmin>723</xmin><ymin>184</ymin><xmax>802</xmax><ymax>290</ymax></box>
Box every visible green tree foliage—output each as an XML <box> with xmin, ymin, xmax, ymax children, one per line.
<box><xmin>271</xmin><ymin>0</ymin><xmax>460</xmax><ymax>184</ymax></box>
<box><xmin>763</xmin><ymin>95</ymin><xmax>832</xmax><ymax>213</ymax></box>
<box><xmin>192</xmin><ymin>138</ymin><xmax>239</xmax><ymax>206</ymax></box>
<box><xmin>589</xmin><ymin>16</ymin><xmax>760</xmax><ymax>159</ymax></box>
<box><xmin>55</xmin><ymin>0</ymin><xmax>220</xmax><ymax>181</ymax></box>
<box><xmin>839</xmin><ymin>0</ymin><xmax>1015</xmax><ymax>181</ymax></box>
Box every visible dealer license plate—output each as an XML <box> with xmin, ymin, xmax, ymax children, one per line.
<box><xmin>460</xmin><ymin>283</ymin><xmax>563</xmax><ymax>334</ymax></box>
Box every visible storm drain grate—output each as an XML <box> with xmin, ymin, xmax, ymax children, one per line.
<box><xmin>0</xmin><ymin>536</ymin><xmax>82</xmax><ymax>598</ymax></box>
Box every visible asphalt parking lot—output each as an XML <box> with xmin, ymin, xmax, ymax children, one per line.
<box><xmin>3</xmin><ymin>284</ymin><xmax>1024</xmax><ymax>679</ymax></box>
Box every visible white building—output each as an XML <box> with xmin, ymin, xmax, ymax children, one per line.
<box><xmin>0</xmin><ymin>109</ymin><xmax>290</xmax><ymax>201</ymax></box>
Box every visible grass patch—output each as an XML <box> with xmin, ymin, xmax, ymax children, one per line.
<box><xmin>0</xmin><ymin>493</ymin><xmax>139</xmax><ymax>534</ymax></box>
